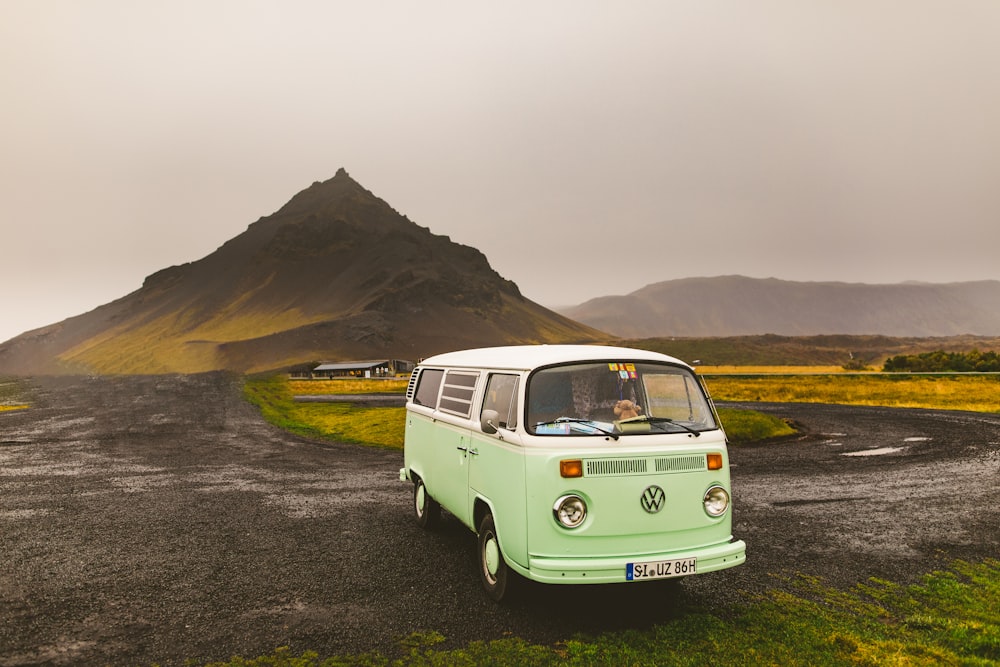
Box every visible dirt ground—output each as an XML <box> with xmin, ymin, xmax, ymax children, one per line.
<box><xmin>1</xmin><ymin>374</ymin><xmax>998</xmax><ymax>666</ymax></box>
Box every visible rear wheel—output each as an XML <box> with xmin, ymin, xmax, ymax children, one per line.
<box><xmin>413</xmin><ymin>477</ymin><xmax>440</xmax><ymax>529</ymax></box>
<box><xmin>477</xmin><ymin>511</ymin><xmax>512</xmax><ymax>601</ymax></box>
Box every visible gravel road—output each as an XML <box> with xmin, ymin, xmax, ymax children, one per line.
<box><xmin>1</xmin><ymin>374</ymin><xmax>998</xmax><ymax>666</ymax></box>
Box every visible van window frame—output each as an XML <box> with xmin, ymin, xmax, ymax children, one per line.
<box><xmin>524</xmin><ymin>359</ymin><xmax>717</xmax><ymax>436</ymax></box>
<box><xmin>438</xmin><ymin>370</ymin><xmax>480</xmax><ymax>418</ymax></box>
<box><xmin>481</xmin><ymin>372</ymin><xmax>520</xmax><ymax>430</ymax></box>
<box><xmin>412</xmin><ymin>368</ymin><xmax>445</xmax><ymax>408</ymax></box>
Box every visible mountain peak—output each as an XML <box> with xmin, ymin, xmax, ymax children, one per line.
<box><xmin>272</xmin><ymin>168</ymin><xmax>397</xmax><ymax>229</ymax></box>
<box><xmin>0</xmin><ymin>171</ymin><xmax>606</xmax><ymax>374</ymax></box>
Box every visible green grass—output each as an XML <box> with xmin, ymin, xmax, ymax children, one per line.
<box><xmin>243</xmin><ymin>376</ymin><xmax>405</xmax><ymax>449</ymax></box>
<box><xmin>198</xmin><ymin>559</ymin><xmax>1000</xmax><ymax>666</ymax></box>
<box><xmin>717</xmin><ymin>407</ymin><xmax>796</xmax><ymax>443</ymax></box>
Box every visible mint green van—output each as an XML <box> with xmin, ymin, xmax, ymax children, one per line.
<box><xmin>399</xmin><ymin>345</ymin><xmax>745</xmax><ymax>600</ymax></box>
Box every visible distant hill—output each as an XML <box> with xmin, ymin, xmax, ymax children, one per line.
<box><xmin>559</xmin><ymin>276</ymin><xmax>1000</xmax><ymax>338</ymax></box>
<box><xmin>622</xmin><ymin>334</ymin><xmax>1000</xmax><ymax>368</ymax></box>
<box><xmin>0</xmin><ymin>169</ymin><xmax>607</xmax><ymax>375</ymax></box>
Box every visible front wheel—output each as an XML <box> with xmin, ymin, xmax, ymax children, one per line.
<box><xmin>413</xmin><ymin>477</ymin><xmax>441</xmax><ymax>529</ymax></box>
<box><xmin>477</xmin><ymin>512</ymin><xmax>513</xmax><ymax>601</ymax></box>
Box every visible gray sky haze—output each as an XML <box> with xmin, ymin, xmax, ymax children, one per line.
<box><xmin>3</xmin><ymin>1</ymin><xmax>1000</xmax><ymax>343</ymax></box>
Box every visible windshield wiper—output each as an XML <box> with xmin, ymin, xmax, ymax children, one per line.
<box><xmin>618</xmin><ymin>415</ymin><xmax>701</xmax><ymax>437</ymax></box>
<box><xmin>534</xmin><ymin>418</ymin><xmax>619</xmax><ymax>440</ymax></box>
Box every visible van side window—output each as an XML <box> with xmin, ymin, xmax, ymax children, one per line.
<box><xmin>413</xmin><ymin>369</ymin><xmax>444</xmax><ymax>407</ymax></box>
<box><xmin>439</xmin><ymin>371</ymin><xmax>480</xmax><ymax>418</ymax></box>
<box><xmin>482</xmin><ymin>373</ymin><xmax>519</xmax><ymax>430</ymax></box>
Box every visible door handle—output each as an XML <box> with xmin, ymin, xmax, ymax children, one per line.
<box><xmin>468</xmin><ymin>448</ymin><xmax>479</xmax><ymax>456</ymax></box>
<box><xmin>456</xmin><ymin>446</ymin><xmax>468</xmax><ymax>453</ymax></box>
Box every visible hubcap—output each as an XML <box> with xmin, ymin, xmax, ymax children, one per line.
<box><xmin>415</xmin><ymin>484</ymin><xmax>425</xmax><ymax>516</ymax></box>
<box><xmin>483</xmin><ymin>532</ymin><xmax>500</xmax><ymax>583</ymax></box>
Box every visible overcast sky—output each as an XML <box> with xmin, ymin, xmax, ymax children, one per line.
<box><xmin>3</xmin><ymin>1</ymin><xmax>1000</xmax><ymax>343</ymax></box>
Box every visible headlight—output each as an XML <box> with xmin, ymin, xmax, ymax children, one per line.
<box><xmin>553</xmin><ymin>494</ymin><xmax>587</xmax><ymax>528</ymax></box>
<box><xmin>703</xmin><ymin>486</ymin><xmax>730</xmax><ymax>517</ymax></box>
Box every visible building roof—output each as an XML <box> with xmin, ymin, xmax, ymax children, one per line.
<box><xmin>313</xmin><ymin>360</ymin><xmax>391</xmax><ymax>372</ymax></box>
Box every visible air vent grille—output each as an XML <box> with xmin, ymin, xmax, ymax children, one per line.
<box><xmin>586</xmin><ymin>458</ymin><xmax>648</xmax><ymax>476</ymax></box>
<box><xmin>405</xmin><ymin>370</ymin><xmax>419</xmax><ymax>401</ymax></box>
<box><xmin>655</xmin><ymin>455</ymin><xmax>706</xmax><ymax>473</ymax></box>
<box><xmin>584</xmin><ymin>455</ymin><xmax>707</xmax><ymax>477</ymax></box>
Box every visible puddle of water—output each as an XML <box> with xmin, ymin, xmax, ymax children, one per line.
<box><xmin>842</xmin><ymin>447</ymin><xmax>904</xmax><ymax>457</ymax></box>
<box><xmin>904</xmin><ymin>437</ymin><xmax>932</xmax><ymax>442</ymax></box>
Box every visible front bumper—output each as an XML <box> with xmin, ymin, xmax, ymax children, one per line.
<box><xmin>525</xmin><ymin>538</ymin><xmax>746</xmax><ymax>585</ymax></box>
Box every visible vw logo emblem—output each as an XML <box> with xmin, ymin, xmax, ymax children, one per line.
<box><xmin>640</xmin><ymin>485</ymin><xmax>665</xmax><ymax>513</ymax></box>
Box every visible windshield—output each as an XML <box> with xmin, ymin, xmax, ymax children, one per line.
<box><xmin>526</xmin><ymin>361</ymin><xmax>717</xmax><ymax>437</ymax></box>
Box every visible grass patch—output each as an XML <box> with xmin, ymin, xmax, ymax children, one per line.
<box><xmin>717</xmin><ymin>407</ymin><xmax>796</xmax><ymax>443</ymax></box>
<box><xmin>198</xmin><ymin>559</ymin><xmax>1000</xmax><ymax>666</ymax></box>
<box><xmin>244</xmin><ymin>376</ymin><xmax>405</xmax><ymax>449</ymax></box>
<box><xmin>0</xmin><ymin>378</ymin><xmax>30</xmax><ymax>412</ymax></box>
<box><xmin>288</xmin><ymin>403</ymin><xmax>405</xmax><ymax>449</ymax></box>
<box><xmin>704</xmin><ymin>373</ymin><xmax>1000</xmax><ymax>413</ymax></box>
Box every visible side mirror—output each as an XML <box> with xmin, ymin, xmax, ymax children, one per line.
<box><xmin>480</xmin><ymin>409</ymin><xmax>499</xmax><ymax>435</ymax></box>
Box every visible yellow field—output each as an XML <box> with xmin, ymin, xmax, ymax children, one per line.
<box><xmin>289</xmin><ymin>378</ymin><xmax>408</xmax><ymax>395</ymax></box>
<box><xmin>698</xmin><ymin>365</ymin><xmax>854</xmax><ymax>374</ymax></box>
<box><xmin>704</xmin><ymin>373</ymin><xmax>1000</xmax><ymax>413</ymax></box>
<box><xmin>286</xmin><ymin>371</ymin><xmax>1000</xmax><ymax>413</ymax></box>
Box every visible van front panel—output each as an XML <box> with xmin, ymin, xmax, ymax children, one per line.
<box><xmin>519</xmin><ymin>436</ymin><xmax>744</xmax><ymax>583</ymax></box>
<box><xmin>468</xmin><ymin>430</ymin><xmax>528</xmax><ymax>568</ymax></box>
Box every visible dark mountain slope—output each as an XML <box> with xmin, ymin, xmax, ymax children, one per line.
<box><xmin>560</xmin><ymin>275</ymin><xmax>1000</xmax><ymax>338</ymax></box>
<box><xmin>0</xmin><ymin>169</ymin><xmax>606</xmax><ymax>375</ymax></box>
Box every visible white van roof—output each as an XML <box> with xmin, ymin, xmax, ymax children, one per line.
<box><xmin>418</xmin><ymin>345</ymin><xmax>691</xmax><ymax>372</ymax></box>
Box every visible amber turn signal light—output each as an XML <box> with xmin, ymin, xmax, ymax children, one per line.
<box><xmin>707</xmin><ymin>453</ymin><xmax>723</xmax><ymax>470</ymax></box>
<box><xmin>560</xmin><ymin>459</ymin><xmax>583</xmax><ymax>478</ymax></box>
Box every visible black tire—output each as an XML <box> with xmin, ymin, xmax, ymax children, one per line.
<box><xmin>477</xmin><ymin>511</ymin><xmax>512</xmax><ymax>601</ymax></box>
<box><xmin>413</xmin><ymin>477</ymin><xmax>441</xmax><ymax>529</ymax></box>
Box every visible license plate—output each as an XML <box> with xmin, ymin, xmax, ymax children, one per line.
<box><xmin>626</xmin><ymin>557</ymin><xmax>696</xmax><ymax>581</ymax></box>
